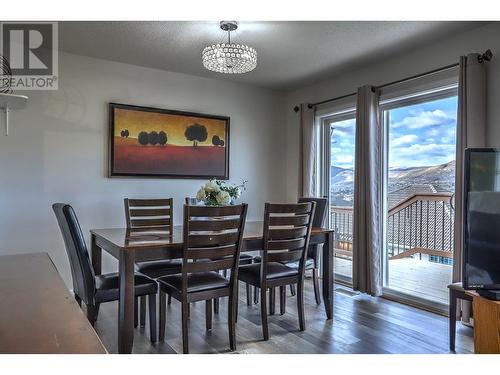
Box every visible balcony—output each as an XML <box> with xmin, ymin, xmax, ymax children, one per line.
<box><xmin>331</xmin><ymin>192</ymin><xmax>454</xmax><ymax>304</ymax></box>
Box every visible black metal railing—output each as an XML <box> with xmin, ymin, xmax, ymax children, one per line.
<box><xmin>330</xmin><ymin>193</ymin><xmax>455</xmax><ymax>261</ymax></box>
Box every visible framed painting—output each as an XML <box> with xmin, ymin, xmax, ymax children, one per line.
<box><xmin>108</xmin><ymin>103</ymin><xmax>230</xmax><ymax>179</ymax></box>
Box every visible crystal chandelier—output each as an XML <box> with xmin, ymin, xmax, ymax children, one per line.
<box><xmin>202</xmin><ymin>21</ymin><xmax>257</xmax><ymax>74</ymax></box>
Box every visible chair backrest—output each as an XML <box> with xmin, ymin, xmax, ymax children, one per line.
<box><xmin>185</xmin><ymin>197</ymin><xmax>198</xmax><ymax>206</ymax></box>
<box><xmin>298</xmin><ymin>197</ymin><xmax>327</xmax><ymax>227</ymax></box>
<box><xmin>261</xmin><ymin>202</ymin><xmax>316</xmax><ymax>282</ymax></box>
<box><xmin>52</xmin><ymin>203</ymin><xmax>96</xmax><ymax>304</ymax></box>
<box><xmin>124</xmin><ymin>198</ymin><xmax>174</xmax><ymax>234</ymax></box>
<box><xmin>182</xmin><ymin>204</ymin><xmax>248</xmax><ymax>292</ymax></box>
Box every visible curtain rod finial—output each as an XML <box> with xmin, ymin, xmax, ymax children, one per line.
<box><xmin>478</xmin><ymin>49</ymin><xmax>493</xmax><ymax>63</ymax></box>
<box><xmin>293</xmin><ymin>105</ymin><xmax>300</xmax><ymax>113</ymax></box>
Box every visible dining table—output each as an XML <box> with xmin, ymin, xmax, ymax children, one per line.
<box><xmin>90</xmin><ymin>221</ymin><xmax>335</xmax><ymax>354</ymax></box>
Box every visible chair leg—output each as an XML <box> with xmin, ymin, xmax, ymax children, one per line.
<box><xmin>228</xmin><ymin>290</ymin><xmax>237</xmax><ymax>351</ymax></box>
<box><xmin>159</xmin><ymin>291</ymin><xmax>166</xmax><ymax>342</ymax></box>
<box><xmin>246</xmin><ymin>283</ymin><xmax>252</xmax><ymax>306</ymax></box>
<box><xmin>148</xmin><ymin>294</ymin><xmax>157</xmax><ymax>343</ymax></box>
<box><xmin>206</xmin><ymin>299</ymin><xmax>213</xmax><ymax>330</ymax></box>
<box><xmin>254</xmin><ymin>286</ymin><xmax>259</xmax><ymax>304</ymax></box>
<box><xmin>297</xmin><ymin>280</ymin><xmax>305</xmax><ymax>331</ymax></box>
<box><xmin>449</xmin><ymin>291</ymin><xmax>457</xmax><ymax>352</ymax></box>
<box><xmin>235</xmin><ymin>281</ymin><xmax>239</xmax><ymax>323</ymax></box>
<box><xmin>269</xmin><ymin>288</ymin><xmax>275</xmax><ymax>315</ymax></box>
<box><xmin>260</xmin><ymin>287</ymin><xmax>269</xmax><ymax>341</ymax></box>
<box><xmin>134</xmin><ymin>296</ymin><xmax>139</xmax><ymax>328</ymax></box>
<box><xmin>181</xmin><ymin>300</ymin><xmax>189</xmax><ymax>354</ymax></box>
<box><xmin>74</xmin><ymin>294</ymin><xmax>82</xmax><ymax>307</ymax></box>
<box><xmin>86</xmin><ymin>304</ymin><xmax>98</xmax><ymax>326</ymax></box>
<box><xmin>140</xmin><ymin>295</ymin><xmax>146</xmax><ymax>327</ymax></box>
<box><xmin>280</xmin><ymin>286</ymin><xmax>286</xmax><ymax>315</ymax></box>
<box><xmin>214</xmin><ymin>298</ymin><xmax>220</xmax><ymax>314</ymax></box>
<box><xmin>312</xmin><ymin>269</ymin><xmax>321</xmax><ymax>305</ymax></box>
<box><xmin>290</xmin><ymin>284</ymin><xmax>296</xmax><ymax>296</ymax></box>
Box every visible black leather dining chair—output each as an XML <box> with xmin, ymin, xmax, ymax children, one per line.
<box><xmin>157</xmin><ymin>204</ymin><xmax>248</xmax><ymax>353</ymax></box>
<box><xmin>238</xmin><ymin>202</ymin><xmax>315</xmax><ymax>340</ymax></box>
<box><xmin>52</xmin><ymin>203</ymin><xmax>158</xmax><ymax>342</ymax></box>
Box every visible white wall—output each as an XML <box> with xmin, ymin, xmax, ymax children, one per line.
<box><xmin>284</xmin><ymin>22</ymin><xmax>500</xmax><ymax>201</ymax></box>
<box><xmin>0</xmin><ymin>52</ymin><xmax>286</xmax><ymax>286</ymax></box>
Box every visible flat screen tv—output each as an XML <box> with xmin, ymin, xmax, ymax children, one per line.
<box><xmin>463</xmin><ymin>148</ymin><xmax>500</xmax><ymax>291</ymax></box>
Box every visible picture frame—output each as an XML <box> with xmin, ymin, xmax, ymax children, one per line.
<box><xmin>108</xmin><ymin>103</ymin><xmax>230</xmax><ymax>179</ymax></box>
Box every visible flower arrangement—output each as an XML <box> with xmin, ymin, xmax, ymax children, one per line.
<box><xmin>196</xmin><ymin>179</ymin><xmax>247</xmax><ymax>206</ymax></box>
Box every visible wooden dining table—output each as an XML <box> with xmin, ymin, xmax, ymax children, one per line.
<box><xmin>90</xmin><ymin>221</ymin><xmax>335</xmax><ymax>354</ymax></box>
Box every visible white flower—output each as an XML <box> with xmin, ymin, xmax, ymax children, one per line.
<box><xmin>204</xmin><ymin>180</ymin><xmax>220</xmax><ymax>193</ymax></box>
<box><xmin>234</xmin><ymin>187</ymin><xmax>242</xmax><ymax>199</ymax></box>
<box><xmin>196</xmin><ymin>188</ymin><xmax>206</xmax><ymax>201</ymax></box>
<box><xmin>216</xmin><ymin>191</ymin><xmax>231</xmax><ymax>205</ymax></box>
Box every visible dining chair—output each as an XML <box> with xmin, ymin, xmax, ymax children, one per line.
<box><xmin>52</xmin><ymin>203</ymin><xmax>158</xmax><ymax>342</ymax></box>
<box><xmin>157</xmin><ymin>204</ymin><xmax>248</xmax><ymax>353</ymax></box>
<box><xmin>238</xmin><ymin>202</ymin><xmax>315</xmax><ymax>340</ymax></box>
<box><xmin>252</xmin><ymin>197</ymin><xmax>327</xmax><ymax>312</ymax></box>
<box><xmin>185</xmin><ymin>197</ymin><xmax>254</xmax><ymax>311</ymax></box>
<box><xmin>124</xmin><ymin>198</ymin><xmax>180</xmax><ymax>326</ymax></box>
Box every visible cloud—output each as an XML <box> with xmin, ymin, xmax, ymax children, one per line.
<box><xmin>391</xmin><ymin>134</ymin><xmax>418</xmax><ymax>146</ymax></box>
<box><xmin>391</xmin><ymin>109</ymin><xmax>456</xmax><ymax>129</ymax></box>
<box><xmin>333</xmin><ymin>155</ymin><xmax>353</xmax><ymax>164</ymax></box>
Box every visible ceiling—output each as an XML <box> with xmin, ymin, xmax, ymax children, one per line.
<box><xmin>59</xmin><ymin>21</ymin><xmax>485</xmax><ymax>91</ymax></box>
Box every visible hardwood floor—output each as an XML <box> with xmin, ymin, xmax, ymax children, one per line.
<box><xmin>93</xmin><ymin>279</ymin><xmax>474</xmax><ymax>354</ymax></box>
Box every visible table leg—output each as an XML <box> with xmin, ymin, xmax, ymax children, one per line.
<box><xmin>118</xmin><ymin>249</ymin><xmax>135</xmax><ymax>354</ymax></box>
<box><xmin>322</xmin><ymin>232</ymin><xmax>334</xmax><ymax>319</ymax></box>
<box><xmin>91</xmin><ymin>234</ymin><xmax>102</xmax><ymax>275</ymax></box>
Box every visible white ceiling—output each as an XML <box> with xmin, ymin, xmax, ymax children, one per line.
<box><xmin>59</xmin><ymin>21</ymin><xmax>485</xmax><ymax>91</ymax></box>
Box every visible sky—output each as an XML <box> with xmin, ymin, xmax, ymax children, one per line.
<box><xmin>114</xmin><ymin>108</ymin><xmax>227</xmax><ymax>146</ymax></box>
<box><xmin>330</xmin><ymin>95</ymin><xmax>458</xmax><ymax>170</ymax></box>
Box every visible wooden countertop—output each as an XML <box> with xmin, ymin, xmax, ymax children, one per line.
<box><xmin>0</xmin><ymin>253</ymin><xmax>107</xmax><ymax>354</ymax></box>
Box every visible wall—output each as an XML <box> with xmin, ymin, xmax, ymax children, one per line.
<box><xmin>0</xmin><ymin>52</ymin><xmax>286</xmax><ymax>287</ymax></box>
<box><xmin>285</xmin><ymin>22</ymin><xmax>500</xmax><ymax>201</ymax></box>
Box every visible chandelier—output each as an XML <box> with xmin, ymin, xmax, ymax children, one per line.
<box><xmin>202</xmin><ymin>21</ymin><xmax>257</xmax><ymax>74</ymax></box>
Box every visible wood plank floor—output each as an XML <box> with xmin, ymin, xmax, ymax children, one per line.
<box><xmin>336</xmin><ymin>257</ymin><xmax>452</xmax><ymax>304</ymax></box>
<box><xmin>94</xmin><ymin>279</ymin><xmax>473</xmax><ymax>354</ymax></box>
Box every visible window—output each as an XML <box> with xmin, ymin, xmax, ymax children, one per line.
<box><xmin>381</xmin><ymin>87</ymin><xmax>458</xmax><ymax>309</ymax></box>
<box><xmin>320</xmin><ymin>110</ymin><xmax>356</xmax><ymax>283</ymax></box>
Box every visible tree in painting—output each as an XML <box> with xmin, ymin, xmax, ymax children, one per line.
<box><xmin>148</xmin><ymin>131</ymin><xmax>159</xmax><ymax>145</ymax></box>
<box><xmin>212</xmin><ymin>135</ymin><xmax>225</xmax><ymax>147</ymax></box>
<box><xmin>185</xmin><ymin>123</ymin><xmax>208</xmax><ymax>147</ymax></box>
<box><xmin>138</xmin><ymin>131</ymin><xmax>149</xmax><ymax>145</ymax></box>
<box><xmin>158</xmin><ymin>131</ymin><xmax>168</xmax><ymax>146</ymax></box>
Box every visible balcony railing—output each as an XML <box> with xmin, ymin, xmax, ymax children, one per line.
<box><xmin>330</xmin><ymin>193</ymin><xmax>455</xmax><ymax>261</ymax></box>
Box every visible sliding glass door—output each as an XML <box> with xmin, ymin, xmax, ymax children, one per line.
<box><xmin>381</xmin><ymin>89</ymin><xmax>458</xmax><ymax>308</ymax></box>
<box><xmin>322</xmin><ymin>111</ymin><xmax>356</xmax><ymax>283</ymax></box>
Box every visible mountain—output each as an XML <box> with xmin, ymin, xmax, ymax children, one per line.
<box><xmin>330</xmin><ymin>160</ymin><xmax>455</xmax><ymax>206</ymax></box>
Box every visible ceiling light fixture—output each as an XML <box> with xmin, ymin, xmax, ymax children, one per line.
<box><xmin>202</xmin><ymin>21</ymin><xmax>257</xmax><ymax>74</ymax></box>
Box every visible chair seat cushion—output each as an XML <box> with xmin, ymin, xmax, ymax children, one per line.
<box><xmin>239</xmin><ymin>253</ymin><xmax>253</xmax><ymax>265</ymax></box>
<box><xmin>253</xmin><ymin>255</ymin><xmax>314</xmax><ymax>269</ymax></box>
<box><xmin>136</xmin><ymin>259</ymin><xmax>182</xmax><ymax>278</ymax></box>
<box><xmin>95</xmin><ymin>273</ymin><xmax>157</xmax><ymax>303</ymax></box>
<box><xmin>158</xmin><ymin>271</ymin><xmax>230</xmax><ymax>294</ymax></box>
<box><xmin>238</xmin><ymin>262</ymin><xmax>299</xmax><ymax>286</ymax></box>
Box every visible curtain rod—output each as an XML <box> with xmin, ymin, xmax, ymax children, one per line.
<box><xmin>293</xmin><ymin>49</ymin><xmax>493</xmax><ymax>112</ymax></box>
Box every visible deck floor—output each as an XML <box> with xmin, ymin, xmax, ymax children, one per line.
<box><xmin>94</xmin><ymin>279</ymin><xmax>472</xmax><ymax>354</ymax></box>
<box><xmin>335</xmin><ymin>256</ymin><xmax>452</xmax><ymax>304</ymax></box>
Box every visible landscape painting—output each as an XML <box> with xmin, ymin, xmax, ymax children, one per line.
<box><xmin>109</xmin><ymin>103</ymin><xmax>229</xmax><ymax>178</ymax></box>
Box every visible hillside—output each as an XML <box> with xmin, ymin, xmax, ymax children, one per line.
<box><xmin>331</xmin><ymin>160</ymin><xmax>455</xmax><ymax>206</ymax></box>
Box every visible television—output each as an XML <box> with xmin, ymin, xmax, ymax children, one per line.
<box><xmin>463</xmin><ymin>148</ymin><xmax>500</xmax><ymax>293</ymax></box>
